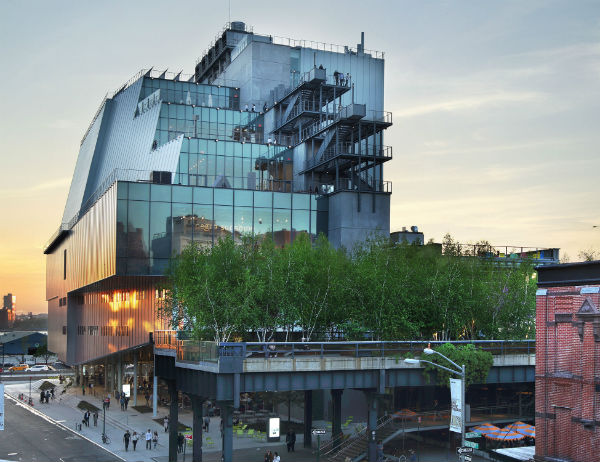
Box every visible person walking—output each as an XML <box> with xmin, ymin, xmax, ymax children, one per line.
<box><xmin>145</xmin><ymin>429</ymin><xmax>152</xmax><ymax>449</ymax></box>
<box><xmin>124</xmin><ymin>396</ymin><xmax>129</xmax><ymax>410</ymax></box>
<box><xmin>290</xmin><ymin>430</ymin><xmax>296</xmax><ymax>452</ymax></box>
<box><xmin>132</xmin><ymin>431</ymin><xmax>139</xmax><ymax>451</ymax></box>
<box><xmin>93</xmin><ymin>410</ymin><xmax>98</xmax><ymax>426</ymax></box>
<box><xmin>84</xmin><ymin>410</ymin><xmax>90</xmax><ymax>427</ymax></box>
<box><xmin>273</xmin><ymin>451</ymin><xmax>281</xmax><ymax>462</ymax></box>
<box><xmin>286</xmin><ymin>430</ymin><xmax>293</xmax><ymax>452</ymax></box>
<box><xmin>120</xmin><ymin>395</ymin><xmax>125</xmax><ymax>411</ymax></box>
<box><xmin>123</xmin><ymin>430</ymin><xmax>131</xmax><ymax>451</ymax></box>
<box><xmin>81</xmin><ymin>384</ymin><xmax>85</xmax><ymax>396</ymax></box>
<box><xmin>164</xmin><ymin>416</ymin><xmax>169</xmax><ymax>432</ymax></box>
<box><xmin>177</xmin><ymin>433</ymin><xmax>184</xmax><ymax>453</ymax></box>
<box><xmin>153</xmin><ymin>430</ymin><xmax>159</xmax><ymax>449</ymax></box>
<box><xmin>145</xmin><ymin>391</ymin><xmax>150</xmax><ymax>407</ymax></box>
<box><xmin>203</xmin><ymin>415</ymin><xmax>210</xmax><ymax>432</ymax></box>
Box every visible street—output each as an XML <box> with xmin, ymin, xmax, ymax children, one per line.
<box><xmin>0</xmin><ymin>396</ymin><xmax>121</xmax><ymax>462</ymax></box>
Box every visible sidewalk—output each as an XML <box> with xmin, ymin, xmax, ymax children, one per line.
<box><xmin>3</xmin><ymin>379</ymin><xmax>298</xmax><ymax>462</ymax></box>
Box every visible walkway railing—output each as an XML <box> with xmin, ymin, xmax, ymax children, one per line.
<box><xmin>154</xmin><ymin>332</ymin><xmax>535</xmax><ymax>362</ymax></box>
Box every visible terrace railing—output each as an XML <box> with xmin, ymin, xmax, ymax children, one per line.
<box><xmin>154</xmin><ymin>332</ymin><xmax>535</xmax><ymax>363</ymax></box>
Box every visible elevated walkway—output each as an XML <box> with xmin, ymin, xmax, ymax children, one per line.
<box><xmin>154</xmin><ymin>335</ymin><xmax>535</xmax><ymax>402</ymax></box>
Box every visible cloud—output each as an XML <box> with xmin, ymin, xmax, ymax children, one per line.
<box><xmin>393</xmin><ymin>91</ymin><xmax>543</xmax><ymax>118</ymax></box>
<box><xmin>0</xmin><ymin>177</ymin><xmax>70</xmax><ymax>199</ymax></box>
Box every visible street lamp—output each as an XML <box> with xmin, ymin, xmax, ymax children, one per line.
<box><xmin>404</xmin><ymin>346</ymin><xmax>466</xmax><ymax>461</ymax></box>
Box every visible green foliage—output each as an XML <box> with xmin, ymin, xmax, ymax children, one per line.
<box><xmin>421</xmin><ymin>343</ymin><xmax>494</xmax><ymax>387</ymax></box>
<box><xmin>162</xmin><ymin>233</ymin><xmax>537</xmax><ymax>342</ymax></box>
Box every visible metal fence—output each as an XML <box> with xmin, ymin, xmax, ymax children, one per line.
<box><xmin>154</xmin><ymin>332</ymin><xmax>535</xmax><ymax>363</ymax></box>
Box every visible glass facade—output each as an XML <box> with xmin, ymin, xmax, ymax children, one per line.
<box><xmin>116</xmin><ymin>182</ymin><xmax>317</xmax><ymax>275</ymax></box>
<box><xmin>140</xmin><ymin>77</ymin><xmax>294</xmax><ymax>193</ymax></box>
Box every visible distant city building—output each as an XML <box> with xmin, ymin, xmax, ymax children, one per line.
<box><xmin>535</xmin><ymin>260</ymin><xmax>600</xmax><ymax>462</ymax></box>
<box><xmin>0</xmin><ymin>293</ymin><xmax>16</xmax><ymax>329</ymax></box>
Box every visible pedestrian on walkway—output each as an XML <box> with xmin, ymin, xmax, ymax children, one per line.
<box><xmin>145</xmin><ymin>391</ymin><xmax>150</xmax><ymax>407</ymax></box>
<box><xmin>290</xmin><ymin>430</ymin><xmax>296</xmax><ymax>452</ymax></box>
<box><xmin>203</xmin><ymin>415</ymin><xmax>210</xmax><ymax>432</ymax></box>
<box><xmin>125</xmin><ymin>396</ymin><xmax>129</xmax><ymax>410</ymax></box>
<box><xmin>81</xmin><ymin>384</ymin><xmax>85</xmax><ymax>396</ymax></box>
<box><xmin>177</xmin><ymin>433</ymin><xmax>184</xmax><ymax>453</ymax></box>
<box><xmin>120</xmin><ymin>395</ymin><xmax>125</xmax><ymax>411</ymax></box>
<box><xmin>145</xmin><ymin>429</ymin><xmax>152</xmax><ymax>449</ymax></box>
<box><xmin>132</xmin><ymin>431</ymin><xmax>139</xmax><ymax>451</ymax></box>
<box><xmin>45</xmin><ymin>390</ymin><xmax>50</xmax><ymax>403</ymax></box>
<box><xmin>274</xmin><ymin>451</ymin><xmax>280</xmax><ymax>462</ymax></box>
<box><xmin>40</xmin><ymin>390</ymin><xmax>45</xmax><ymax>403</ymax></box>
<box><xmin>50</xmin><ymin>388</ymin><xmax>55</xmax><ymax>400</ymax></box>
<box><xmin>93</xmin><ymin>411</ymin><xmax>98</xmax><ymax>426</ymax></box>
<box><xmin>164</xmin><ymin>416</ymin><xmax>169</xmax><ymax>432</ymax></box>
<box><xmin>123</xmin><ymin>430</ymin><xmax>131</xmax><ymax>451</ymax></box>
<box><xmin>153</xmin><ymin>431</ymin><xmax>159</xmax><ymax>449</ymax></box>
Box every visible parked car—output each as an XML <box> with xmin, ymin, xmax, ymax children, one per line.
<box><xmin>9</xmin><ymin>364</ymin><xmax>30</xmax><ymax>371</ymax></box>
<box><xmin>29</xmin><ymin>365</ymin><xmax>50</xmax><ymax>372</ymax></box>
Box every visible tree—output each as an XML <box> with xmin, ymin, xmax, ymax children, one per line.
<box><xmin>161</xmin><ymin>237</ymin><xmax>255</xmax><ymax>343</ymax></box>
<box><xmin>421</xmin><ymin>343</ymin><xmax>493</xmax><ymax>387</ymax></box>
<box><xmin>578</xmin><ymin>248</ymin><xmax>599</xmax><ymax>262</ymax></box>
<box><xmin>34</xmin><ymin>344</ymin><xmax>53</xmax><ymax>364</ymax></box>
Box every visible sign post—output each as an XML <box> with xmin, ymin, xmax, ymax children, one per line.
<box><xmin>312</xmin><ymin>428</ymin><xmax>326</xmax><ymax>462</ymax></box>
<box><xmin>0</xmin><ymin>383</ymin><xmax>4</xmax><ymax>431</ymax></box>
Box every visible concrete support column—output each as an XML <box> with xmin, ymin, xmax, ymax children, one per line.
<box><xmin>219</xmin><ymin>401</ymin><xmax>233</xmax><ymax>462</ymax></box>
<box><xmin>152</xmin><ymin>375</ymin><xmax>158</xmax><ymax>417</ymax></box>
<box><xmin>366</xmin><ymin>392</ymin><xmax>379</xmax><ymax>462</ymax></box>
<box><xmin>104</xmin><ymin>361</ymin><xmax>109</xmax><ymax>392</ymax></box>
<box><xmin>191</xmin><ymin>395</ymin><xmax>205</xmax><ymax>462</ymax></box>
<box><xmin>331</xmin><ymin>389</ymin><xmax>343</xmax><ymax>449</ymax></box>
<box><xmin>168</xmin><ymin>380</ymin><xmax>179</xmax><ymax>462</ymax></box>
<box><xmin>117</xmin><ymin>354</ymin><xmax>122</xmax><ymax>396</ymax></box>
<box><xmin>303</xmin><ymin>390</ymin><xmax>313</xmax><ymax>448</ymax></box>
<box><xmin>133</xmin><ymin>354</ymin><xmax>138</xmax><ymax>406</ymax></box>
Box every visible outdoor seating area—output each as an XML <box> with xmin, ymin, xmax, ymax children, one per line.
<box><xmin>471</xmin><ymin>420</ymin><xmax>536</xmax><ymax>449</ymax></box>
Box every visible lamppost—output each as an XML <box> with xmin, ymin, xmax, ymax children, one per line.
<box><xmin>405</xmin><ymin>346</ymin><xmax>466</xmax><ymax>461</ymax></box>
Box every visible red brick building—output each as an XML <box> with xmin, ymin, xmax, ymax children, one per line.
<box><xmin>536</xmin><ymin>261</ymin><xmax>600</xmax><ymax>462</ymax></box>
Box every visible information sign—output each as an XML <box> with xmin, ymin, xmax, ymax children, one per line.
<box><xmin>457</xmin><ymin>446</ymin><xmax>474</xmax><ymax>455</ymax></box>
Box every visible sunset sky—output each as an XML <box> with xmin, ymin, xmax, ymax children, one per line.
<box><xmin>0</xmin><ymin>1</ymin><xmax>598</xmax><ymax>314</ymax></box>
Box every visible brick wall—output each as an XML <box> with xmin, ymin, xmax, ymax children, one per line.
<box><xmin>535</xmin><ymin>283</ymin><xmax>600</xmax><ymax>462</ymax></box>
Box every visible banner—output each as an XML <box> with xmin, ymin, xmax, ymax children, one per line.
<box><xmin>0</xmin><ymin>384</ymin><xmax>4</xmax><ymax>431</ymax></box>
<box><xmin>449</xmin><ymin>378</ymin><xmax>462</xmax><ymax>433</ymax></box>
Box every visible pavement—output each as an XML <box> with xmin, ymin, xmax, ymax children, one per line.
<box><xmin>2</xmin><ymin>380</ymin><xmax>303</xmax><ymax>462</ymax></box>
<box><xmin>2</xmin><ymin>381</ymin><xmax>497</xmax><ymax>462</ymax></box>
<box><xmin>0</xmin><ymin>395</ymin><xmax>120</xmax><ymax>461</ymax></box>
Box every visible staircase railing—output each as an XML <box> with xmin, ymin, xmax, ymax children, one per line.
<box><xmin>321</xmin><ymin>414</ymin><xmax>396</xmax><ymax>461</ymax></box>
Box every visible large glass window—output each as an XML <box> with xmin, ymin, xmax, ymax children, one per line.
<box><xmin>292</xmin><ymin>209</ymin><xmax>310</xmax><ymax>240</ymax></box>
<box><xmin>193</xmin><ymin>204</ymin><xmax>213</xmax><ymax>246</ymax></box>
<box><xmin>234</xmin><ymin>206</ymin><xmax>253</xmax><ymax>243</ymax></box>
<box><xmin>273</xmin><ymin>209</ymin><xmax>291</xmax><ymax>247</ymax></box>
<box><xmin>150</xmin><ymin>202</ymin><xmax>171</xmax><ymax>259</ymax></box>
<box><xmin>214</xmin><ymin>206</ymin><xmax>233</xmax><ymax>241</ymax></box>
<box><xmin>254</xmin><ymin>208</ymin><xmax>272</xmax><ymax>242</ymax></box>
<box><xmin>172</xmin><ymin>185</ymin><xmax>192</xmax><ymax>203</ymax></box>
<box><xmin>171</xmin><ymin>203</ymin><xmax>193</xmax><ymax>255</ymax></box>
<box><xmin>129</xmin><ymin>183</ymin><xmax>150</xmax><ymax>201</ymax></box>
